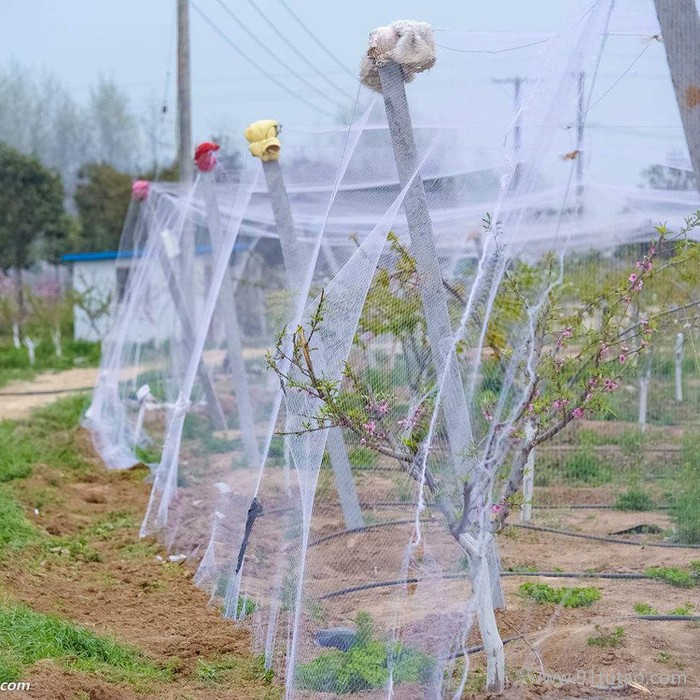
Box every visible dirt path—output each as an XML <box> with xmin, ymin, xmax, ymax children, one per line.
<box><xmin>0</xmin><ymin>368</ymin><xmax>97</xmax><ymax>420</ymax></box>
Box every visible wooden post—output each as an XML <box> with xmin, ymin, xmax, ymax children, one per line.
<box><xmin>654</xmin><ymin>0</ymin><xmax>700</xmax><ymax>188</ymax></box>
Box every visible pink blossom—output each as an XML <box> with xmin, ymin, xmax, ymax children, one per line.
<box><xmin>649</xmin><ymin>244</ymin><xmax>656</xmax><ymax>256</ymax></box>
<box><xmin>378</xmin><ymin>400</ymin><xmax>389</xmax><ymax>416</ymax></box>
<box><xmin>132</xmin><ymin>180</ymin><xmax>150</xmax><ymax>201</ymax></box>
<box><xmin>572</xmin><ymin>407</ymin><xmax>584</xmax><ymax>419</ymax></box>
<box><xmin>482</xmin><ymin>407</ymin><xmax>494</xmax><ymax>422</ymax></box>
<box><xmin>561</xmin><ymin>327</ymin><xmax>573</xmax><ymax>338</ymax></box>
<box><xmin>584</xmin><ymin>392</ymin><xmax>592</xmax><ymax>402</ymax></box>
<box><xmin>629</xmin><ymin>273</ymin><xmax>638</xmax><ymax>284</ymax></box>
<box><xmin>618</xmin><ymin>353</ymin><xmax>627</xmax><ymax>364</ymax></box>
<box><xmin>552</xmin><ymin>398</ymin><xmax>569</xmax><ymax>412</ymax></box>
<box><xmin>360</xmin><ymin>438</ymin><xmax>367</xmax><ymax>446</ymax></box>
<box><xmin>490</xmin><ymin>503</ymin><xmax>504</xmax><ymax>515</ymax></box>
<box><xmin>600</xmin><ymin>344</ymin><xmax>609</xmax><ymax>358</ymax></box>
<box><xmin>603</xmin><ymin>378</ymin><xmax>619</xmax><ymax>392</ymax></box>
<box><xmin>362</xmin><ymin>420</ymin><xmax>376</xmax><ymax>435</ymax></box>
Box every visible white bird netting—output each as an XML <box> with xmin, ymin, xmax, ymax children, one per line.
<box><xmin>84</xmin><ymin>0</ymin><xmax>700</xmax><ymax>696</ymax></box>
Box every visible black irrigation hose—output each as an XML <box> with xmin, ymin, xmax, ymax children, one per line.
<box><xmin>450</xmin><ymin>635</ymin><xmax>521</xmax><ymax>659</ymax></box>
<box><xmin>0</xmin><ymin>386</ymin><xmax>93</xmax><ymax>397</ymax></box>
<box><xmin>308</xmin><ymin>517</ymin><xmax>700</xmax><ymax>550</ymax></box>
<box><xmin>632</xmin><ymin>615</ymin><xmax>700</xmax><ymax>621</ymax></box>
<box><xmin>308</xmin><ymin>519</ymin><xmax>433</xmax><ymax>548</ymax></box>
<box><xmin>319</xmin><ymin>571</ymin><xmax>653</xmax><ymax>600</ymax></box>
<box><xmin>501</xmin><ymin>571</ymin><xmax>649</xmax><ymax>580</ymax></box>
<box><xmin>509</xmin><ymin>522</ymin><xmax>700</xmax><ymax>549</ymax></box>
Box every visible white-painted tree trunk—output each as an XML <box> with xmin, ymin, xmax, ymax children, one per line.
<box><xmin>12</xmin><ymin>323</ymin><xmax>20</xmax><ymax>349</ymax></box>
<box><xmin>521</xmin><ymin>421</ymin><xmax>536</xmax><ymax>522</ymax></box>
<box><xmin>638</xmin><ymin>360</ymin><xmax>651</xmax><ymax>433</ymax></box>
<box><xmin>675</xmin><ymin>332</ymin><xmax>684</xmax><ymax>403</ymax></box>
<box><xmin>52</xmin><ymin>328</ymin><xmax>62</xmax><ymax>358</ymax></box>
<box><xmin>24</xmin><ymin>337</ymin><xmax>37</xmax><ymax>366</ymax></box>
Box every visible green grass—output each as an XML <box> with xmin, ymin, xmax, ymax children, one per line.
<box><xmin>518</xmin><ymin>582</ymin><xmax>601</xmax><ymax>608</ymax></box>
<box><xmin>0</xmin><ymin>599</ymin><xmax>170</xmax><ymax>686</ymax></box>
<box><xmin>561</xmin><ymin>452</ymin><xmax>613</xmax><ymax>486</ymax></box>
<box><xmin>0</xmin><ymin>396</ymin><xmax>91</xmax><ymax>558</ymax></box>
<box><xmin>0</xmin><ymin>395</ymin><xmax>91</xmax><ymax>482</ymax></box>
<box><xmin>0</xmin><ymin>341</ymin><xmax>100</xmax><ymax>388</ymax></box>
<box><xmin>196</xmin><ymin>654</ymin><xmax>274</xmax><ymax>688</ymax></box>
<box><xmin>634</xmin><ymin>602</ymin><xmax>659</xmax><ymax>615</ymax></box>
<box><xmin>587</xmin><ymin>625</ymin><xmax>625</xmax><ymax>648</ymax></box>
<box><xmin>645</xmin><ymin>567</ymin><xmax>697</xmax><ymax>589</ymax></box>
<box><xmin>615</xmin><ymin>487</ymin><xmax>655</xmax><ymax>511</ymax></box>
<box><xmin>0</xmin><ymin>489</ymin><xmax>35</xmax><ymax>556</ymax></box>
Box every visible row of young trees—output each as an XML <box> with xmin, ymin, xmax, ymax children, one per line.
<box><xmin>0</xmin><ymin>63</ymin><xmax>173</xmax><ymax>193</ymax></box>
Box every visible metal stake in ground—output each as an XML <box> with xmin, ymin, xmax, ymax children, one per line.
<box><xmin>245</xmin><ymin>120</ymin><xmax>365</xmax><ymax>532</ymax></box>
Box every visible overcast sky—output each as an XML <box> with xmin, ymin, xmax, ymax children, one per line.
<box><xmin>0</xmin><ymin>0</ymin><xmax>690</xmax><ymax>186</ymax></box>
<box><xmin>0</xmin><ymin>0</ymin><xmax>578</xmax><ymax>140</ymax></box>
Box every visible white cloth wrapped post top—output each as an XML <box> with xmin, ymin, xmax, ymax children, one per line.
<box><xmin>360</xmin><ymin>20</ymin><xmax>436</xmax><ymax>92</ymax></box>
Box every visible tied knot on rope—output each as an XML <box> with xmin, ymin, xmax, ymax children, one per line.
<box><xmin>173</xmin><ymin>391</ymin><xmax>191</xmax><ymax>416</ymax></box>
<box><xmin>360</xmin><ymin>20</ymin><xmax>436</xmax><ymax>92</ymax></box>
<box><xmin>131</xmin><ymin>180</ymin><xmax>150</xmax><ymax>201</ymax></box>
<box><xmin>194</xmin><ymin>141</ymin><xmax>220</xmax><ymax>172</ymax></box>
<box><xmin>244</xmin><ymin>120</ymin><xmax>281</xmax><ymax>162</ymax></box>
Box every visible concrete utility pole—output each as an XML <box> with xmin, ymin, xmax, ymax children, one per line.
<box><xmin>493</xmin><ymin>77</ymin><xmax>527</xmax><ymax>190</ymax></box>
<box><xmin>177</xmin><ymin>0</ymin><xmax>195</xmax><ymax>306</ymax></box>
<box><xmin>654</xmin><ymin>0</ymin><xmax>700</xmax><ymax>190</ymax></box>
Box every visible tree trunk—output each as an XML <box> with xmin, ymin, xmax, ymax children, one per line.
<box><xmin>470</xmin><ymin>549</ymin><xmax>505</xmax><ymax>693</ymax></box>
<box><xmin>15</xmin><ymin>266</ymin><xmax>25</xmax><ymax>329</ymax></box>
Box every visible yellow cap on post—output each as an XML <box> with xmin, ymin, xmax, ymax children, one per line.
<box><xmin>244</xmin><ymin>120</ymin><xmax>281</xmax><ymax>162</ymax></box>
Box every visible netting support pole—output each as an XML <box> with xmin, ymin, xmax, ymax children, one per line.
<box><xmin>156</xmin><ymin>241</ymin><xmax>227</xmax><ymax>430</ymax></box>
<box><xmin>654</xmin><ymin>0</ymin><xmax>700</xmax><ymax>189</ymax></box>
<box><xmin>377</xmin><ymin>60</ymin><xmax>503</xmax><ymax>694</ymax></box>
<box><xmin>261</xmin><ymin>159</ymin><xmax>365</xmax><ymax>531</ymax></box>
<box><xmin>675</xmin><ymin>332</ymin><xmax>684</xmax><ymax>402</ymax></box>
<box><xmin>177</xmin><ymin>0</ymin><xmax>195</xmax><ymax>317</ymax></box>
<box><xmin>377</xmin><ymin>61</ymin><xmax>473</xmax><ymax>463</ymax></box>
<box><xmin>201</xmin><ymin>175</ymin><xmax>261</xmax><ymax>466</ymax></box>
<box><xmin>521</xmin><ymin>421</ymin><xmax>535</xmax><ymax>522</ymax></box>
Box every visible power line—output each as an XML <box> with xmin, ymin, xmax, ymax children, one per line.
<box><xmin>585</xmin><ymin>38</ymin><xmax>655</xmax><ymax>115</ymax></box>
<box><xmin>275</xmin><ymin>0</ymin><xmax>356</xmax><ymax>79</ymax></box>
<box><xmin>210</xmin><ymin>0</ymin><xmax>348</xmax><ymax>111</ymax></box>
<box><xmin>190</xmin><ymin>1</ymin><xmax>337</xmax><ymax>118</ymax></box>
<box><xmin>243</xmin><ymin>0</ymin><xmax>354</xmax><ymax>100</ymax></box>
<box><xmin>436</xmin><ymin>38</ymin><xmax>551</xmax><ymax>54</ymax></box>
